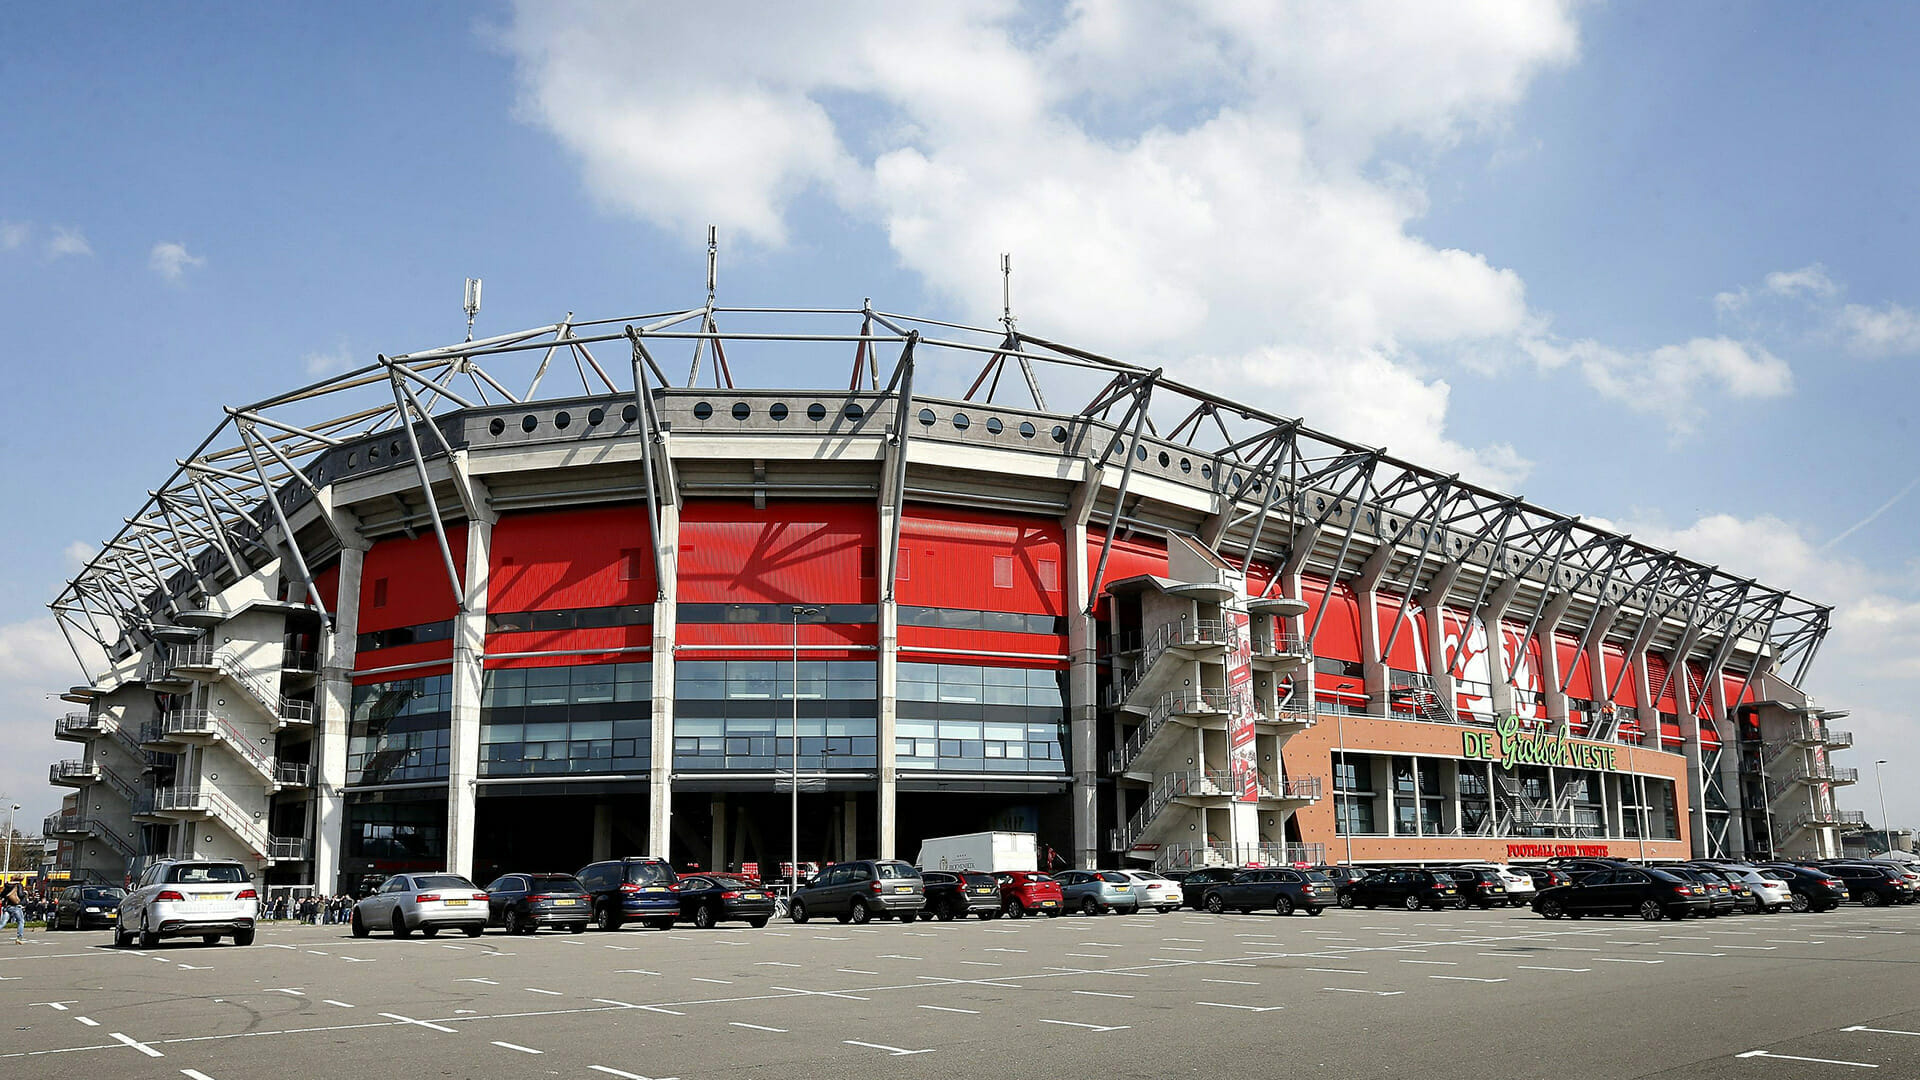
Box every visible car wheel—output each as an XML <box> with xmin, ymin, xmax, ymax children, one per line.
<box><xmin>420</xmin><ymin>926</ymin><xmax>440</xmax><ymax>939</ymax></box>
<box><xmin>351</xmin><ymin>910</ymin><xmax>369</xmax><ymax>938</ymax></box>
<box><xmin>234</xmin><ymin>927</ymin><xmax>255</xmax><ymax>946</ymax></box>
<box><xmin>113</xmin><ymin>923</ymin><xmax>131</xmax><ymax>948</ymax></box>
<box><xmin>1863</xmin><ymin>891</ymin><xmax>1885</xmax><ymax>907</ymax></box>
<box><xmin>849</xmin><ymin>900</ymin><xmax>872</xmax><ymax>925</ymax></box>
<box><xmin>202</xmin><ymin>934</ymin><xmax>221</xmax><ymax>945</ymax></box>
<box><xmin>392</xmin><ymin>912</ymin><xmax>411</xmax><ymax>938</ymax></box>
<box><xmin>1275</xmin><ymin>895</ymin><xmax>1294</xmax><ymax>917</ymax></box>
<box><xmin>1006</xmin><ymin>900</ymin><xmax>1026</xmax><ymax>920</ymax></box>
<box><xmin>141</xmin><ymin>923</ymin><xmax>160</xmax><ymax>950</ymax></box>
<box><xmin>1082</xmin><ymin>897</ymin><xmax>1102</xmax><ymax>916</ymax></box>
<box><xmin>505</xmin><ymin>910</ymin><xmax>525</xmax><ymax>935</ymax></box>
<box><xmin>747</xmin><ymin>917</ymin><xmax>769</xmax><ymax>929</ymax></box>
<box><xmin>1305</xmin><ymin>905</ymin><xmax>1324</xmax><ymax>916</ymax></box>
<box><xmin>1639</xmin><ymin>899</ymin><xmax>1665</xmax><ymax>922</ymax></box>
<box><xmin>936</xmin><ymin>901</ymin><xmax>957</xmax><ymax>922</ymax></box>
<box><xmin>462</xmin><ymin>925</ymin><xmax>483</xmax><ymax>938</ymax></box>
<box><xmin>693</xmin><ymin>904</ymin><xmax>717</xmax><ymax>930</ymax></box>
<box><xmin>1337</xmin><ymin>893</ymin><xmax>1355</xmax><ymax>910</ymax></box>
<box><xmin>1790</xmin><ymin>893</ymin><xmax>1811</xmax><ymax>913</ymax></box>
<box><xmin>596</xmin><ymin>904</ymin><xmax>620</xmax><ymax>931</ymax></box>
<box><xmin>1404</xmin><ymin>895</ymin><xmax>1423</xmax><ymax>912</ymax></box>
<box><xmin>1539</xmin><ymin>898</ymin><xmax>1565</xmax><ymax>920</ymax></box>
<box><xmin>789</xmin><ymin>900</ymin><xmax>810</xmax><ymax>925</ymax></box>
<box><xmin>1204</xmin><ymin>894</ymin><xmax>1226</xmax><ymax>915</ymax></box>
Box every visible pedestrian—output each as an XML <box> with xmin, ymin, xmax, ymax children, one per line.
<box><xmin>0</xmin><ymin>880</ymin><xmax>27</xmax><ymax>944</ymax></box>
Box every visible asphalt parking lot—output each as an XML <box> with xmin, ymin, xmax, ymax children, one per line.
<box><xmin>4</xmin><ymin>902</ymin><xmax>1919</xmax><ymax>1080</ymax></box>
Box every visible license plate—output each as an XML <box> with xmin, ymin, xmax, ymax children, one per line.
<box><xmin>975</xmin><ymin>888</ymin><xmax>995</xmax><ymax>894</ymax></box>
<box><xmin>1040</xmin><ymin>900</ymin><xmax>1057</xmax><ymax>907</ymax></box>
<box><xmin>643</xmin><ymin>887</ymin><xmax>666</xmax><ymax>893</ymax></box>
<box><xmin>745</xmin><ymin>893</ymin><xmax>764</xmax><ymax>900</ymax></box>
<box><xmin>894</xmin><ymin>886</ymin><xmax>912</xmax><ymax>893</ymax></box>
<box><xmin>1113</xmin><ymin>884</ymin><xmax>1129</xmax><ymax>889</ymax></box>
<box><xmin>553</xmin><ymin>899</ymin><xmax>576</xmax><ymax>906</ymax></box>
<box><xmin>444</xmin><ymin>899</ymin><xmax>468</xmax><ymax>907</ymax></box>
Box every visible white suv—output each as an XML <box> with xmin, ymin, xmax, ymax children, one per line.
<box><xmin>117</xmin><ymin>860</ymin><xmax>259</xmax><ymax>948</ymax></box>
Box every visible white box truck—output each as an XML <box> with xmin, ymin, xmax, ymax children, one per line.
<box><xmin>914</xmin><ymin>831</ymin><xmax>1038</xmax><ymax>873</ymax></box>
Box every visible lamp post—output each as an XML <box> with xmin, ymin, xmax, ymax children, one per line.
<box><xmin>790</xmin><ymin>606</ymin><xmax>820</xmax><ymax>901</ymax></box>
<box><xmin>2</xmin><ymin>803</ymin><xmax>18</xmax><ymax>877</ymax></box>
<box><xmin>1335</xmin><ymin>682</ymin><xmax>1354</xmax><ymax>865</ymax></box>
<box><xmin>1875</xmin><ymin>759</ymin><xmax>1892</xmax><ymax>855</ymax></box>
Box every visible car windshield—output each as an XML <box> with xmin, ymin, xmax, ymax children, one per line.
<box><xmin>875</xmin><ymin>862</ymin><xmax>917</xmax><ymax>879</ymax></box>
<box><xmin>529</xmin><ymin>876</ymin><xmax>584</xmax><ymax>891</ymax></box>
<box><xmin>413</xmin><ymin>875</ymin><xmax>477</xmax><ymax>890</ymax></box>
<box><xmin>166</xmin><ymin>864</ymin><xmax>249</xmax><ymax>884</ymax></box>
<box><xmin>82</xmin><ymin>887</ymin><xmax>125</xmax><ymax>900</ymax></box>
<box><xmin>624</xmin><ymin>862</ymin><xmax>675</xmax><ymax>885</ymax></box>
<box><xmin>708</xmin><ymin>876</ymin><xmax>755</xmax><ymax>889</ymax></box>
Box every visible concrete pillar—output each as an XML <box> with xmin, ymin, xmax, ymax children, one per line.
<box><xmin>1480</xmin><ymin>586</ymin><xmax>1517</xmax><ymax>721</ymax></box>
<box><xmin>592</xmin><ymin>802</ymin><xmax>613</xmax><ymax>862</ymax></box>
<box><xmin>877</xmin><ymin>592</ymin><xmax>899</xmax><ymax>860</ymax></box>
<box><xmin>1530</xmin><ymin>595</ymin><xmax>1573</xmax><ymax>729</ymax></box>
<box><xmin>313</xmin><ymin>530</ymin><xmax>365</xmax><ymax>895</ymax></box>
<box><xmin>1630</xmin><ymin>652</ymin><xmax>1654</xmax><ymax>742</ymax></box>
<box><xmin>1708</xmin><ymin>675</ymin><xmax>1743</xmax><ymax>858</ymax></box>
<box><xmin>445</xmin><ymin>495</ymin><xmax>492</xmax><ymax>879</ymax></box>
<box><xmin>1671</xmin><ymin>651</ymin><xmax>1709</xmax><ymax>857</ymax></box>
<box><xmin>648</xmin><ymin>500</ymin><xmax>680</xmax><ymax>858</ymax></box>
<box><xmin>1353</xmin><ymin>548</ymin><xmax>1393</xmax><ymax>718</ymax></box>
<box><xmin>709</xmin><ymin>797</ymin><xmax>727</xmax><ymax>873</ymax></box>
<box><xmin>841</xmin><ymin>793</ymin><xmax>859</xmax><ymax>860</ymax></box>
<box><xmin>1418</xmin><ymin>562</ymin><xmax>1462</xmax><ymax>716</ymax></box>
<box><xmin>1582</xmin><ymin>607</ymin><xmax>1618</xmax><ymax>729</ymax></box>
<box><xmin>1063</xmin><ymin>486</ymin><xmax>1100</xmax><ymax>870</ymax></box>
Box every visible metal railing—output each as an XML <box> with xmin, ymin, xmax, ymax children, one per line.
<box><xmin>50</xmin><ymin>759</ymin><xmax>101</xmax><ymax>785</ymax></box>
<box><xmin>1113</xmin><ymin>619</ymin><xmax>1242</xmax><ymax>706</ymax></box>
<box><xmin>1259</xmin><ymin>774</ymin><xmax>1323</xmax><ymax>800</ymax></box>
<box><xmin>1153</xmin><ymin>842</ymin><xmax>1326</xmax><ymax>870</ymax></box>
<box><xmin>54</xmin><ymin>711</ymin><xmax>108</xmax><ymax>739</ymax></box>
<box><xmin>1251</xmin><ymin>631</ymin><xmax>1309</xmax><ymax>659</ymax></box>
<box><xmin>275</xmin><ymin>761</ymin><xmax>312</xmax><ymax>787</ymax></box>
<box><xmin>268</xmin><ymin>837</ymin><xmax>310</xmax><ymax>860</ymax></box>
<box><xmin>283</xmin><ymin>649</ymin><xmax>319</xmax><ymax>672</ymax></box>
<box><xmin>1824</xmin><ymin>729</ymin><xmax>1854</xmax><ymax>750</ymax></box>
<box><xmin>164</xmin><ymin>710</ymin><xmax>277</xmax><ymax>778</ymax></box>
<box><xmin>1767</xmin><ymin>762</ymin><xmax>1860</xmax><ymax>801</ymax></box>
<box><xmin>1110</xmin><ymin>687</ymin><xmax>1246</xmax><ymax>776</ymax></box>
<box><xmin>150</xmin><ymin>786</ymin><xmax>271</xmax><ymax>854</ymax></box>
<box><xmin>44</xmin><ymin>814</ymin><xmax>137</xmax><ymax>857</ymax></box>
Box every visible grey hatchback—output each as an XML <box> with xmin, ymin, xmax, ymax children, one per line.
<box><xmin>788</xmin><ymin>860</ymin><xmax>925</xmax><ymax>925</ymax></box>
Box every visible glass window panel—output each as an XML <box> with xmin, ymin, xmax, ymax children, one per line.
<box><xmin>571</xmin><ymin>721</ymin><xmax>613</xmax><ymax>740</ymax></box>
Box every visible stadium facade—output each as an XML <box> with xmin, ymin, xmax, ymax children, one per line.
<box><xmin>44</xmin><ymin>301</ymin><xmax>1852</xmax><ymax>892</ymax></box>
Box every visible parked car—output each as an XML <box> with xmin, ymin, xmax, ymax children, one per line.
<box><xmin>1442</xmin><ymin>868</ymin><xmax>1510</xmax><ymax>909</ymax></box>
<box><xmin>675</xmin><ymin>873</ymin><xmax>777</xmax><ymax>928</ymax></box>
<box><xmin>1205</xmin><ymin>868</ymin><xmax>1334</xmax><ymax>915</ymax></box>
<box><xmin>1453</xmin><ymin>863</ymin><xmax>1535</xmax><ymax>906</ymax></box>
<box><xmin>1824</xmin><ymin>863</ymin><xmax>1916</xmax><ymax>906</ymax></box>
<box><xmin>577</xmin><ymin>857</ymin><xmax>682</xmax><ymax>930</ymax></box>
<box><xmin>995</xmin><ymin>870</ymin><xmax>1064</xmax><ymax>918</ymax></box>
<box><xmin>49</xmin><ymin>885</ymin><xmax>125</xmax><ymax>931</ymax></box>
<box><xmin>1337</xmin><ymin>869</ymin><xmax>1459</xmax><ymax>911</ymax></box>
<box><xmin>351</xmin><ymin>873</ymin><xmax>488</xmax><ymax>938</ymax></box>
<box><xmin>1055</xmin><ymin>870</ymin><xmax>1141</xmax><ymax>915</ymax></box>
<box><xmin>1311</xmin><ymin>865</ymin><xmax>1370</xmax><ymax>891</ymax></box>
<box><xmin>1759</xmin><ymin>864</ymin><xmax>1848</xmax><ymax>913</ymax></box>
<box><xmin>483</xmin><ymin>873</ymin><xmax>591</xmax><ymax>934</ymax></box>
<box><xmin>1532</xmin><ymin>866</ymin><xmax>1708</xmax><ymax>921</ymax></box>
<box><xmin>788</xmin><ymin>860</ymin><xmax>924</xmax><ymax>924</ymax></box>
<box><xmin>918</xmin><ymin>870</ymin><xmax>1005</xmax><ymax>921</ymax></box>
<box><xmin>1178</xmin><ymin>867</ymin><xmax>1246</xmax><ymax>911</ymax></box>
<box><xmin>1689</xmin><ymin>865</ymin><xmax>1765</xmax><ymax>913</ymax></box>
<box><xmin>116</xmin><ymin>859</ymin><xmax>258</xmax><ymax>948</ymax></box>
<box><xmin>1115</xmin><ymin>869</ymin><xmax>1184</xmax><ymax>912</ymax></box>
<box><xmin>1726</xmin><ymin>868</ymin><xmax>1793</xmax><ymax>913</ymax></box>
<box><xmin>1657</xmin><ymin>866</ymin><xmax>1736</xmax><ymax>916</ymax></box>
<box><xmin>1511</xmin><ymin>866</ymin><xmax>1573</xmax><ymax>892</ymax></box>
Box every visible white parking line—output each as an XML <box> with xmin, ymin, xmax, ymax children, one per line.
<box><xmin>1658</xmin><ymin>951</ymin><xmax>1726</xmax><ymax>957</ymax></box>
<box><xmin>1072</xmin><ymin>990</ymin><xmax>1133</xmax><ymax>998</ymax></box>
<box><xmin>378</xmin><ymin>1012</ymin><xmax>457</xmax><ymax>1033</ymax></box>
<box><xmin>524</xmin><ymin>988</ymin><xmax>564</xmax><ymax>996</ymax></box>
<box><xmin>754</xmin><ymin>962</ymin><xmax>802</xmax><ymax>968</ymax></box>
<box><xmin>836</xmin><ymin>968</ymin><xmax>879</xmax><ymax>975</ymax></box>
<box><xmin>1038</xmin><ymin>1019</ymin><xmax>1134</xmax><ymax>1030</ymax></box>
<box><xmin>917</xmin><ymin>1005</ymin><xmax>979</xmax><ymax>1014</ymax></box>
<box><xmin>1596</xmin><ymin>958</ymin><xmax>1663</xmax><ymax>965</ymax></box>
<box><xmin>1323</xmin><ymin>988</ymin><xmax>1403</xmax><ymax>996</ymax></box>
<box><xmin>844</xmin><ymin>1040</ymin><xmax>936</xmax><ymax>1056</ymax></box>
<box><xmin>614</xmin><ymin>969</ymin><xmax>662</xmax><ymax>976</ymax></box>
<box><xmin>1430</xmin><ymin>976</ymin><xmax>1507</xmax><ymax>983</ymax></box>
<box><xmin>1398</xmin><ymin>959</ymin><xmax>1456</xmax><ymax>965</ymax></box>
<box><xmin>1202</xmin><ymin>978</ymin><xmax>1259</xmax><ymax>985</ymax></box>
<box><xmin>1306</xmin><ymin>968</ymin><xmax>1369</xmax><ymax>974</ymax></box>
<box><xmin>75</xmin><ymin>1017</ymin><xmax>99</xmax><ymax>1026</ymax></box>
<box><xmin>1736</xmin><ymin>1050</ymin><xmax>1875</xmax><ymax>1068</ymax></box>
<box><xmin>492</xmin><ymin>1041</ymin><xmax>543</xmax><ymax>1055</ymax></box>
<box><xmin>1845</xmin><ymin>1025</ymin><xmax>1920</xmax><ymax>1037</ymax></box>
<box><xmin>729</xmin><ymin>1023</ymin><xmax>787</xmax><ymax>1033</ymax></box>
<box><xmin>589</xmin><ymin>1067</ymin><xmax>663</xmax><ymax>1080</ymax></box>
<box><xmin>323</xmin><ymin>1000</ymin><xmax>353</xmax><ymax>1009</ymax></box>
<box><xmin>109</xmin><ymin>1032</ymin><xmax>163</xmax><ymax>1058</ymax></box>
<box><xmin>457</xmin><ymin>978</ymin><xmax>498</xmax><ymax>985</ymax></box>
<box><xmin>1516</xmin><ymin>965</ymin><xmax>1590</xmax><ymax>973</ymax></box>
<box><xmin>1195</xmin><ymin>1002</ymin><xmax>1283</xmax><ymax>1013</ymax></box>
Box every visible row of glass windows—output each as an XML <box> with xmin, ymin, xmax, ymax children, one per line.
<box><xmin>898</xmin><ymin>607</ymin><xmax>1065</xmax><ymax>635</ymax></box>
<box><xmin>345</xmin><ymin>799</ymin><xmax>445</xmax><ymax>860</ymax></box>
<box><xmin>899</xmin><ymin>663</ymin><xmax>1065</xmax><ymax>708</ymax></box>
<box><xmin>482</xmin><ymin>662</ymin><xmax>653</xmax><ymax>707</ymax></box>
<box><xmin>1331</xmin><ymin>752</ymin><xmax>1676</xmax><ymax>840</ymax></box>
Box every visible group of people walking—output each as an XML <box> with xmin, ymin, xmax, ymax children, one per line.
<box><xmin>264</xmin><ymin>892</ymin><xmax>354</xmax><ymax>924</ymax></box>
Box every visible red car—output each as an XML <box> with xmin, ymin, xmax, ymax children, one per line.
<box><xmin>995</xmin><ymin>871</ymin><xmax>1064</xmax><ymax>918</ymax></box>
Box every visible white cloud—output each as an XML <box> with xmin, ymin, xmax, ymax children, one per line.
<box><xmin>1836</xmin><ymin>301</ymin><xmax>1920</xmax><ymax>357</ymax></box>
<box><xmin>0</xmin><ymin>617</ymin><xmax>95</xmax><ymax>825</ymax></box>
<box><xmin>1521</xmin><ymin>335</ymin><xmax>1792</xmax><ymax>435</ymax></box>
<box><xmin>149</xmin><ymin>241</ymin><xmax>206</xmax><ymax>282</ymax></box>
<box><xmin>0</xmin><ymin>221</ymin><xmax>27</xmax><ymax>250</ymax></box>
<box><xmin>1615</xmin><ymin>512</ymin><xmax>1920</xmax><ymax>828</ymax></box>
<box><xmin>302</xmin><ymin>343</ymin><xmax>356</xmax><ymax>377</ymax></box>
<box><xmin>46</xmin><ymin>226</ymin><xmax>91</xmax><ymax>258</ymax></box>
<box><xmin>498</xmin><ymin>1</ymin><xmax>1778</xmax><ymax>477</ymax></box>
<box><xmin>1718</xmin><ymin>263</ymin><xmax>1920</xmax><ymax>358</ymax></box>
<box><xmin>62</xmin><ymin>540</ymin><xmax>96</xmax><ymax>571</ymax></box>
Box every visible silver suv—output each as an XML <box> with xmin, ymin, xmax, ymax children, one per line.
<box><xmin>116</xmin><ymin>860</ymin><xmax>258</xmax><ymax>948</ymax></box>
<box><xmin>788</xmin><ymin>860</ymin><xmax>924</xmax><ymax>924</ymax></box>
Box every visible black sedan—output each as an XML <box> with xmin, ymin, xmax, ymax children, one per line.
<box><xmin>1760</xmin><ymin>864</ymin><xmax>1848</xmax><ymax>913</ymax></box>
<box><xmin>1337</xmin><ymin>869</ymin><xmax>1459</xmax><ymax>911</ymax></box>
<box><xmin>49</xmin><ymin>885</ymin><xmax>126</xmax><ymax>930</ymax></box>
<box><xmin>1532</xmin><ymin>866</ymin><xmax>1707</xmax><ymax>921</ymax></box>
<box><xmin>675</xmin><ymin>874</ymin><xmax>777</xmax><ymax>928</ymax></box>
<box><xmin>1204</xmin><ymin>868</ymin><xmax>1334</xmax><ymax>916</ymax></box>
<box><xmin>1443</xmin><ymin>868</ymin><xmax>1509</xmax><ymax>909</ymax></box>
<box><xmin>483</xmin><ymin>873</ymin><xmax>591</xmax><ymax>934</ymax></box>
<box><xmin>918</xmin><ymin>870</ymin><xmax>1005</xmax><ymax>921</ymax></box>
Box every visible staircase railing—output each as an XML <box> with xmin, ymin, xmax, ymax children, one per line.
<box><xmin>165</xmin><ymin>710</ymin><xmax>277</xmax><ymax>780</ymax></box>
<box><xmin>1388</xmin><ymin>670</ymin><xmax>1459</xmax><ymax>725</ymax></box>
<box><xmin>274</xmin><ymin>761</ymin><xmax>312</xmax><ymax>787</ymax></box>
<box><xmin>1111</xmin><ymin>687</ymin><xmax>1246</xmax><ymax>776</ymax></box>
<box><xmin>152</xmin><ymin>786</ymin><xmax>271</xmax><ymax>856</ymax></box>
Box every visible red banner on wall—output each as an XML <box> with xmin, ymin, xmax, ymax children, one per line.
<box><xmin>1227</xmin><ymin>606</ymin><xmax>1258</xmax><ymax>803</ymax></box>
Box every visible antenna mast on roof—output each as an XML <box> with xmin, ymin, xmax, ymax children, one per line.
<box><xmin>463</xmin><ymin>277</ymin><xmax>482</xmax><ymax>342</ymax></box>
<box><xmin>1000</xmin><ymin>253</ymin><xmax>1015</xmax><ymax>334</ymax></box>
<box><xmin>706</xmin><ymin>225</ymin><xmax>718</xmax><ymax>307</ymax></box>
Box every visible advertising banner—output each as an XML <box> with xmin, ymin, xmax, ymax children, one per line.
<box><xmin>1227</xmin><ymin>604</ymin><xmax>1258</xmax><ymax>803</ymax></box>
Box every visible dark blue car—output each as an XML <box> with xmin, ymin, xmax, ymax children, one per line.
<box><xmin>577</xmin><ymin>857</ymin><xmax>681</xmax><ymax>930</ymax></box>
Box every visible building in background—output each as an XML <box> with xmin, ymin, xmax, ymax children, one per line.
<box><xmin>43</xmin><ymin>302</ymin><xmax>1846</xmax><ymax>887</ymax></box>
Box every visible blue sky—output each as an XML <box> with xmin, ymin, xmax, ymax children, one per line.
<box><xmin>3</xmin><ymin>2</ymin><xmax>1916</xmax><ymax>830</ymax></box>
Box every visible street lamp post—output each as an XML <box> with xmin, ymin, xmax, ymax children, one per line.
<box><xmin>2</xmin><ymin>803</ymin><xmax>18</xmax><ymax>877</ymax></box>
<box><xmin>1875</xmin><ymin>759</ymin><xmax>1892</xmax><ymax>855</ymax></box>
<box><xmin>790</xmin><ymin>606</ymin><xmax>821</xmax><ymax>902</ymax></box>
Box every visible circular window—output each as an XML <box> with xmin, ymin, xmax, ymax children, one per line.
<box><xmin>1201</xmin><ymin>464</ymin><xmax>1213</xmax><ymax>480</ymax></box>
<box><xmin>1365</xmin><ymin>512</ymin><xmax>1376</xmax><ymax>526</ymax></box>
<box><xmin>731</xmin><ymin>402</ymin><xmax>751</xmax><ymax>421</ymax></box>
<box><xmin>769</xmin><ymin>403</ymin><xmax>789</xmax><ymax>421</ymax></box>
<box><xmin>1051</xmin><ymin>425</ymin><xmax>1068</xmax><ymax>444</ymax></box>
<box><xmin>1314</xmin><ymin>497</ymin><xmax>1326</xmax><ymax>512</ymax></box>
<box><xmin>844</xmin><ymin>403</ymin><xmax>865</xmax><ymax>421</ymax></box>
<box><xmin>1179</xmin><ymin>458</ymin><xmax>1191</xmax><ymax>474</ymax></box>
<box><xmin>390</xmin><ymin>441</ymin><xmax>402</xmax><ymax>458</ymax></box>
<box><xmin>985</xmin><ymin>417</ymin><xmax>1003</xmax><ymax>435</ymax></box>
<box><xmin>918</xmin><ymin>408</ymin><xmax>936</xmax><ymax>426</ymax></box>
<box><xmin>1157</xmin><ymin>451</ymin><xmax>1170</xmax><ymax>467</ymax></box>
<box><xmin>368</xmin><ymin>445</ymin><xmax>380</xmax><ymax>462</ymax></box>
<box><xmin>587</xmin><ymin>408</ymin><xmax>605</xmax><ymax>426</ymax></box>
<box><xmin>693</xmin><ymin>402</ymin><xmax>713</xmax><ymax>420</ymax></box>
<box><xmin>622</xmin><ymin>404</ymin><xmax>638</xmax><ymax>423</ymax></box>
<box><xmin>347</xmin><ymin>451</ymin><xmax>359</xmax><ymax>466</ymax></box>
<box><xmin>953</xmin><ymin>413</ymin><xmax>970</xmax><ymax>430</ymax></box>
<box><xmin>808</xmin><ymin>403</ymin><xmax>827</xmax><ymax>421</ymax></box>
<box><xmin>1250</xmin><ymin>481</ymin><xmax>1262</xmax><ymax>495</ymax></box>
<box><xmin>1018</xmin><ymin>421</ymin><xmax>1035</xmax><ymax>439</ymax></box>
<box><xmin>521</xmin><ymin>415</ymin><xmax>538</xmax><ymax>433</ymax></box>
<box><xmin>555</xmin><ymin>411</ymin><xmax>572</xmax><ymax>430</ymax></box>
<box><xmin>1230</xmin><ymin>474</ymin><xmax>1243</xmax><ymax>489</ymax></box>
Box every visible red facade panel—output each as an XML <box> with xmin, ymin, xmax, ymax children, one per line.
<box><xmin>1722</xmin><ymin>670</ymin><xmax>1757</xmax><ymax>710</ymax></box>
<box><xmin>899</xmin><ymin>507</ymin><xmax>1065</xmax><ymax>615</ymax></box>
<box><xmin>1553</xmin><ymin>634</ymin><xmax>1592</xmax><ymax>701</ymax></box>
<box><xmin>1645</xmin><ymin>654</ymin><xmax>1679</xmax><ymax>714</ymax></box>
<box><xmin>1374</xmin><ymin>596</ymin><xmax>1425</xmax><ymax>673</ymax></box>
<box><xmin>491</xmin><ymin>505</ymin><xmax>655</xmax><ymax>613</ymax></box>
<box><xmin>679</xmin><ymin>500</ymin><xmax>876</xmax><ymax>605</ymax></box>
<box><xmin>1500</xmin><ymin>620</ymin><xmax>1548</xmax><ymax>719</ymax></box>
<box><xmin>1302</xmin><ymin>577</ymin><xmax>1362</xmax><ymax>664</ymax></box>
<box><xmin>1601</xmin><ymin>644</ymin><xmax>1637</xmax><ymax>710</ymax></box>
<box><xmin>358</xmin><ymin>528</ymin><xmax>468</xmax><ymax>634</ymax></box>
<box><xmin>313</xmin><ymin>565</ymin><xmax>340</xmax><ymax>612</ymax></box>
<box><xmin>1087</xmin><ymin>529</ymin><xmax>1169</xmax><ymax>621</ymax></box>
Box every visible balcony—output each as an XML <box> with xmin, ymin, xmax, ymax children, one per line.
<box><xmin>1154</xmin><ymin>841</ymin><xmax>1326</xmax><ymax>870</ymax></box>
<box><xmin>1250</xmin><ymin>631</ymin><xmax>1310</xmax><ymax>671</ymax></box>
<box><xmin>268</xmin><ymin>837</ymin><xmax>310</xmax><ymax>861</ymax></box>
<box><xmin>54</xmin><ymin>711</ymin><xmax>109</xmax><ymax>741</ymax></box>
<box><xmin>1109</xmin><ymin>620</ymin><xmax>1241</xmax><ymax>709</ymax></box>
<box><xmin>275</xmin><ymin>762</ymin><xmax>312</xmax><ymax>788</ymax></box>
<box><xmin>45</xmin><ymin>812</ymin><xmax>84</xmax><ymax>836</ymax></box>
<box><xmin>49</xmin><ymin>759</ymin><xmax>101</xmax><ymax>786</ymax></box>
<box><xmin>283</xmin><ymin>649</ymin><xmax>320</xmax><ymax>674</ymax></box>
<box><xmin>1824</xmin><ymin>729</ymin><xmax>1854</xmax><ymax>750</ymax></box>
